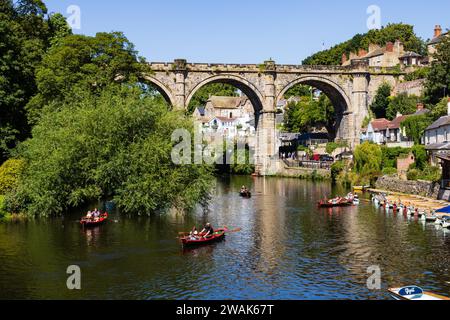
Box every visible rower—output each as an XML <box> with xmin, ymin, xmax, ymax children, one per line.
<box><xmin>201</xmin><ymin>223</ymin><xmax>215</xmax><ymax>238</ymax></box>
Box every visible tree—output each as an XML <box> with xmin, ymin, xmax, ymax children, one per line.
<box><xmin>7</xmin><ymin>86</ymin><xmax>213</xmax><ymax>217</ymax></box>
<box><xmin>302</xmin><ymin>23</ymin><xmax>426</xmax><ymax>65</ymax></box>
<box><xmin>431</xmin><ymin>97</ymin><xmax>450</xmax><ymax>120</ymax></box>
<box><xmin>411</xmin><ymin>145</ymin><xmax>427</xmax><ymax>171</ymax></box>
<box><xmin>26</xmin><ymin>32</ymin><xmax>147</xmax><ymax>124</ymax></box>
<box><xmin>0</xmin><ymin>0</ymin><xmax>72</xmax><ymax>162</ymax></box>
<box><xmin>425</xmin><ymin>35</ymin><xmax>450</xmax><ymax>104</ymax></box>
<box><xmin>354</xmin><ymin>142</ymin><xmax>382</xmax><ymax>182</ymax></box>
<box><xmin>187</xmin><ymin>83</ymin><xmax>238</xmax><ymax>114</ymax></box>
<box><xmin>370</xmin><ymin>83</ymin><xmax>392</xmax><ymax>119</ymax></box>
<box><xmin>284</xmin><ymin>84</ymin><xmax>311</xmax><ymax>99</ymax></box>
<box><xmin>401</xmin><ymin>114</ymin><xmax>433</xmax><ymax>145</ymax></box>
<box><xmin>386</xmin><ymin>93</ymin><xmax>419</xmax><ymax>120</ymax></box>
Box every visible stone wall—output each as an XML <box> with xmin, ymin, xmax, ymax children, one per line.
<box><xmin>375</xmin><ymin>175</ymin><xmax>440</xmax><ymax>198</ymax></box>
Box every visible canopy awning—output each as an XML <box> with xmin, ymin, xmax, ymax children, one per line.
<box><xmin>436</xmin><ymin>205</ymin><xmax>450</xmax><ymax>214</ymax></box>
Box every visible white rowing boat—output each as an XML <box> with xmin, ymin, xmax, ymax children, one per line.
<box><xmin>389</xmin><ymin>286</ymin><xmax>450</xmax><ymax>301</ymax></box>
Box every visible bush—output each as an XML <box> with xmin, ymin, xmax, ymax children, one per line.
<box><xmin>407</xmin><ymin>169</ymin><xmax>420</xmax><ymax>181</ymax></box>
<box><xmin>354</xmin><ymin>142</ymin><xmax>382</xmax><ymax>182</ymax></box>
<box><xmin>419</xmin><ymin>165</ymin><xmax>441</xmax><ymax>182</ymax></box>
<box><xmin>381</xmin><ymin>146</ymin><xmax>411</xmax><ymax>169</ymax></box>
<box><xmin>382</xmin><ymin>167</ymin><xmax>398</xmax><ymax>176</ymax></box>
<box><xmin>331</xmin><ymin>161</ymin><xmax>345</xmax><ymax>181</ymax></box>
<box><xmin>0</xmin><ymin>159</ymin><xmax>25</xmax><ymax>195</ymax></box>
<box><xmin>0</xmin><ymin>195</ymin><xmax>6</xmax><ymax>218</ymax></box>
<box><xmin>411</xmin><ymin>145</ymin><xmax>427</xmax><ymax>170</ymax></box>
<box><xmin>9</xmin><ymin>86</ymin><xmax>214</xmax><ymax>217</ymax></box>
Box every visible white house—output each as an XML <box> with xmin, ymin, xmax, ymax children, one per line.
<box><xmin>424</xmin><ymin>98</ymin><xmax>450</xmax><ymax>164</ymax></box>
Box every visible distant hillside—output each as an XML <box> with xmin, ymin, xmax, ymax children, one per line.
<box><xmin>302</xmin><ymin>23</ymin><xmax>426</xmax><ymax>65</ymax></box>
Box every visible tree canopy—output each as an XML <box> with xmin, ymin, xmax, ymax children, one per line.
<box><xmin>302</xmin><ymin>23</ymin><xmax>425</xmax><ymax>65</ymax></box>
<box><xmin>425</xmin><ymin>35</ymin><xmax>450</xmax><ymax>104</ymax></box>
<box><xmin>7</xmin><ymin>86</ymin><xmax>213</xmax><ymax>216</ymax></box>
<box><xmin>370</xmin><ymin>83</ymin><xmax>392</xmax><ymax>119</ymax></box>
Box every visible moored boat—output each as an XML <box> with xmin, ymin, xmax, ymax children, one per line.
<box><xmin>389</xmin><ymin>286</ymin><xmax>450</xmax><ymax>300</ymax></box>
<box><xmin>80</xmin><ymin>213</ymin><xmax>108</xmax><ymax>227</ymax></box>
<box><xmin>180</xmin><ymin>229</ymin><xmax>226</xmax><ymax>247</ymax></box>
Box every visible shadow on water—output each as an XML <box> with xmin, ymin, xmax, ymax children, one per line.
<box><xmin>1</xmin><ymin>176</ymin><xmax>450</xmax><ymax>299</ymax></box>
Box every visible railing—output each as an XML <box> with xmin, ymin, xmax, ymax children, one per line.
<box><xmin>282</xmin><ymin>158</ymin><xmax>333</xmax><ymax>170</ymax></box>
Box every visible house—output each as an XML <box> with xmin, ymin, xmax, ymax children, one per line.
<box><xmin>399</xmin><ymin>52</ymin><xmax>423</xmax><ymax>67</ymax></box>
<box><xmin>428</xmin><ymin>25</ymin><xmax>449</xmax><ymax>62</ymax></box>
<box><xmin>342</xmin><ymin>41</ymin><xmax>406</xmax><ymax>68</ymax></box>
<box><xmin>298</xmin><ymin>133</ymin><xmax>329</xmax><ymax>147</ymax></box>
<box><xmin>424</xmin><ymin>98</ymin><xmax>450</xmax><ymax>165</ymax></box>
<box><xmin>361</xmin><ymin>104</ymin><xmax>430</xmax><ymax>147</ymax></box>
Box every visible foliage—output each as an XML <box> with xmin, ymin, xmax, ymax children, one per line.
<box><xmin>381</xmin><ymin>146</ymin><xmax>410</xmax><ymax>169</ymax></box>
<box><xmin>370</xmin><ymin>83</ymin><xmax>392</xmax><ymax>119</ymax></box>
<box><xmin>0</xmin><ymin>0</ymin><xmax>72</xmax><ymax>162</ymax></box>
<box><xmin>230</xmin><ymin>145</ymin><xmax>255</xmax><ymax>175</ymax></box>
<box><xmin>430</xmin><ymin>96</ymin><xmax>450</xmax><ymax>120</ymax></box>
<box><xmin>404</xmin><ymin>67</ymin><xmax>430</xmax><ymax>81</ymax></box>
<box><xmin>425</xmin><ymin>35</ymin><xmax>450</xmax><ymax>104</ymax></box>
<box><xmin>400</xmin><ymin>114</ymin><xmax>433</xmax><ymax>145</ymax></box>
<box><xmin>411</xmin><ymin>145</ymin><xmax>428</xmax><ymax>171</ymax></box>
<box><xmin>326</xmin><ymin>141</ymin><xmax>348</xmax><ymax>155</ymax></box>
<box><xmin>386</xmin><ymin>93</ymin><xmax>420</xmax><ymax>120</ymax></box>
<box><xmin>187</xmin><ymin>84</ymin><xmax>238</xmax><ymax>114</ymax></box>
<box><xmin>354</xmin><ymin>142</ymin><xmax>382</xmax><ymax>183</ymax></box>
<box><xmin>407</xmin><ymin>169</ymin><xmax>419</xmax><ymax>181</ymax></box>
<box><xmin>0</xmin><ymin>159</ymin><xmax>26</xmax><ymax>195</ymax></box>
<box><xmin>302</xmin><ymin>23</ymin><xmax>426</xmax><ymax>65</ymax></box>
<box><xmin>283</xmin><ymin>95</ymin><xmax>335</xmax><ymax>133</ymax></box>
<box><xmin>284</xmin><ymin>85</ymin><xmax>311</xmax><ymax>99</ymax></box>
<box><xmin>0</xmin><ymin>195</ymin><xmax>6</xmax><ymax>218</ymax></box>
<box><xmin>7</xmin><ymin>86</ymin><xmax>214</xmax><ymax>216</ymax></box>
<box><xmin>26</xmin><ymin>32</ymin><xmax>148</xmax><ymax>124</ymax></box>
<box><xmin>331</xmin><ymin>161</ymin><xmax>345</xmax><ymax>182</ymax></box>
<box><xmin>382</xmin><ymin>167</ymin><xmax>398</xmax><ymax>176</ymax></box>
<box><xmin>407</xmin><ymin>165</ymin><xmax>441</xmax><ymax>182</ymax></box>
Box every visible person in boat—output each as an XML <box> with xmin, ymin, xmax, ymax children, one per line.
<box><xmin>189</xmin><ymin>226</ymin><xmax>199</xmax><ymax>240</ymax></box>
<box><xmin>201</xmin><ymin>223</ymin><xmax>215</xmax><ymax>238</ymax></box>
<box><xmin>240</xmin><ymin>186</ymin><xmax>249</xmax><ymax>194</ymax></box>
<box><xmin>86</xmin><ymin>211</ymin><xmax>93</xmax><ymax>220</ymax></box>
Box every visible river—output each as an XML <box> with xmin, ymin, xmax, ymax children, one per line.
<box><xmin>1</xmin><ymin>176</ymin><xmax>450</xmax><ymax>300</ymax></box>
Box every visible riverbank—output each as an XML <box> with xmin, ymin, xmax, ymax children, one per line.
<box><xmin>367</xmin><ymin>188</ymin><xmax>449</xmax><ymax>212</ymax></box>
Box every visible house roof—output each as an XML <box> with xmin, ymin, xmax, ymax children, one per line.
<box><xmin>429</xmin><ymin>32</ymin><xmax>449</xmax><ymax>45</ymax></box>
<box><xmin>207</xmin><ymin>96</ymin><xmax>247</xmax><ymax>109</ymax></box>
<box><xmin>426</xmin><ymin>115</ymin><xmax>450</xmax><ymax>131</ymax></box>
<box><xmin>364</xmin><ymin>47</ymin><xmax>386</xmax><ymax>59</ymax></box>
<box><xmin>425</xmin><ymin>142</ymin><xmax>450</xmax><ymax>151</ymax></box>
<box><xmin>399</xmin><ymin>51</ymin><xmax>422</xmax><ymax>59</ymax></box>
<box><xmin>370</xmin><ymin>118</ymin><xmax>391</xmax><ymax>131</ymax></box>
<box><xmin>389</xmin><ymin>115</ymin><xmax>410</xmax><ymax>129</ymax></box>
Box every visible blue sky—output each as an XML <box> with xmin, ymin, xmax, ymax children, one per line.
<box><xmin>46</xmin><ymin>0</ymin><xmax>449</xmax><ymax>64</ymax></box>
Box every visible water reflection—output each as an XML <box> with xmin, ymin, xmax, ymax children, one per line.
<box><xmin>1</xmin><ymin>176</ymin><xmax>450</xmax><ymax>300</ymax></box>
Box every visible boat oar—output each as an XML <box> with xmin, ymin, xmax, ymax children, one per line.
<box><xmin>223</xmin><ymin>227</ymin><xmax>242</xmax><ymax>233</ymax></box>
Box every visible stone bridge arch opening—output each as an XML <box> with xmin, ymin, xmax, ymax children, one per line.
<box><xmin>186</xmin><ymin>75</ymin><xmax>265</xmax><ymax>128</ymax></box>
<box><xmin>277</xmin><ymin>76</ymin><xmax>352</xmax><ymax>141</ymax></box>
<box><xmin>141</xmin><ymin>75</ymin><xmax>176</xmax><ymax>108</ymax></box>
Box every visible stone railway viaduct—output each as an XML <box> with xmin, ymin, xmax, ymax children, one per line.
<box><xmin>145</xmin><ymin>59</ymin><xmax>401</xmax><ymax>175</ymax></box>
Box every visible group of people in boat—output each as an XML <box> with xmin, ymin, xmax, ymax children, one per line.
<box><xmin>85</xmin><ymin>208</ymin><xmax>102</xmax><ymax>221</ymax></box>
<box><xmin>188</xmin><ymin>223</ymin><xmax>216</xmax><ymax>241</ymax></box>
<box><xmin>240</xmin><ymin>186</ymin><xmax>250</xmax><ymax>194</ymax></box>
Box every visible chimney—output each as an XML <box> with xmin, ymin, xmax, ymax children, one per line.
<box><xmin>434</xmin><ymin>25</ymin><xmax>442</xmax><ymax>38</ymax></box>
<box><xmin>358</xmin><ymin>49</ymin><xmax>368</xmax><ymax>57</ymax></box>
<box><xmin>394</xmin><ymin>40</ymin><xmax>404</xmax><ymax>54</ymax></box>
<box><xmin>341</xmin><ymin>53</ymin><xmax>348</xmax><ymax>65</ymax></box>
<box><xmin>448</xmin><ymin>97</ymin><xmax>450</xmax><ymax>116</ymax></box>
<box><xmin>386</xmin><ymin>42</ymin><xmax>394</xmax><ymax>53</ymax></box>
<box><xmin>417</xmin><ymin>103</ymin><xmax>424</xmax><ymax>111</ymax></box>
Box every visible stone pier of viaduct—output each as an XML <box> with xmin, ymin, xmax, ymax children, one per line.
<box><xmin>144</xmin><ymin>59</ymin><xmax>402</xmax><ymax>175</ymax></box>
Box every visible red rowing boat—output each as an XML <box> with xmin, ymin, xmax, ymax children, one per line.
<box><xmin>80</xmin><ymin>213</ymin><xmax>108</xmax><ymax>227</ymax></box>
<box><xmin>180</xmin><ymin>228</ymin><xmax>226</xmax><ymax>247</ymax></box>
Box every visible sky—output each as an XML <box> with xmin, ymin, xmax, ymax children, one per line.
<box><xmin>46</xmin><ymin>0</ymin><xmax>449</xmax><ymax>64</ymax></box>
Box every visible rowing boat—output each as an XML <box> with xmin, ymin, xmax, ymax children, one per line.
<box><xmin>180</xmin><ymin>229</ymin><xmax>226</xmax><ymax>247</ymax></box>
<box><xmin>240</xmin><ymin>191</ymin><xmax>252</xmax><ymax>198</ymax></box>
<box><xmin>389</xmin><ymin>286</ymin><xmax>450</xmax><ymax>300</ymax></box>
<box><xmin>80</xmin><ymin>213</ymin><xmax>108</xmax><ymax>227</ymax></box>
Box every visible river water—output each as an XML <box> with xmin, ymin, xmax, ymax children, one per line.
<box><xmin>1</xmin><ymin>176</ymin><xmax>450</xmax><ymax>300</ymax></box>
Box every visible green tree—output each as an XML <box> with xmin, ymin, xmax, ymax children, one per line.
<box><xmin>386</xmin><ymin>93</ymin><xmax>419</xmax><ymax>120</ymax></box>
<box><xmin>303</xmin><ymin>23</ymin><xmax>426</xmax><ymax>65</ymax></box>
<box><xmin>431</xmin><ymin>96</ymin><xmax>450</xmax><ymax>120</ymax></box>
<box><xmin>370</xmin><ymin>83</ymin><xmax>392</xmax><ymax>118</ymax></box>
<box><xmin>26</xmin><ymin>32</ymin><xmax>148</xmax><ymax>124</ymax></box>
<box><xmin>400</xmin><ymin>114</ymin><xmax>433</xmax><ymax>145</ymax></box>
<box><xmin>425</xmin><ymin>35</ymin><xmax>450</xmax><ymax>104</ymax></box>
<box><xmin>411</xmin><ymin>145</ymin><xmax>427</xmax><ymax>171</ymax></box>
<box><xmin>284</xmin><ymin>84</ymin><xmax>311</xmax><ymax>99</ymax></box>
<box><xmin>354</xmin><ymin>142</ymin><xmax>382</xmax><ymax>181</ymax></box>
<box><xmin>8</xmin><ymin>86</ymin><xmax>213</xmax><ymax>216</ymax></box>
<box><xmin>0</xmin><ymin>0</ymin><xmax>72</xmax><ymax>162</ymax></box>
